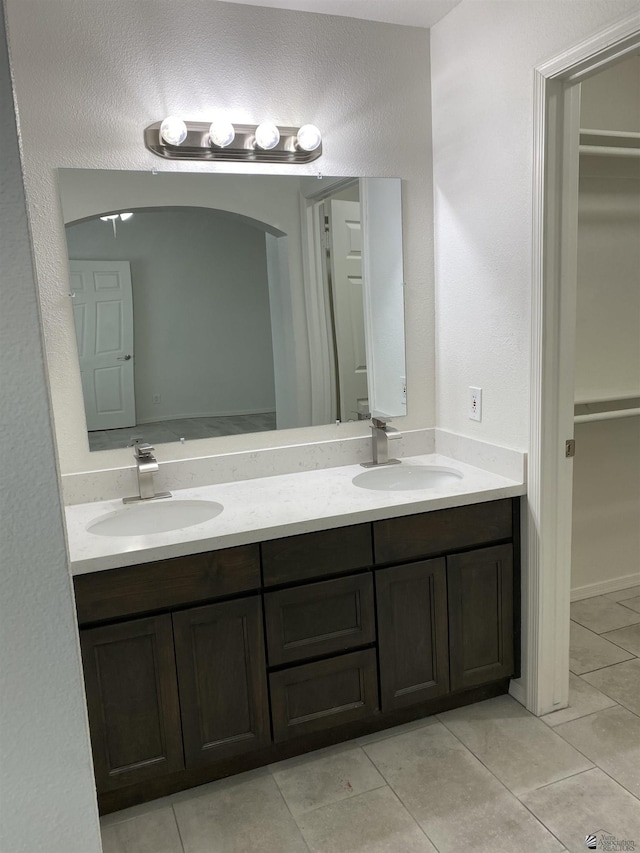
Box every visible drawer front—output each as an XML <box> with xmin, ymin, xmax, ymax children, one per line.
<box><xmin>262</xmin><ymin>524</ymin><xmax>373</xmax><ymax>587</ymax></box>
<box><xmin>74</xmin><ymin>544</ymin><xmax>261</xmax><ymax>624</ymax></box>
<box><xmin>265</xmin><ymin>574</ymin><xmax>375</xmax><ymax>666</ymax></box>
<box><xmin>269</xmin><ymin>649</ymin><xmax>379</xmax><ymax>742</ymax></box>
<box><xmin>373</xmin><ymin>499</ymin><xmax>513</xmax><ymax>565</ymax></box>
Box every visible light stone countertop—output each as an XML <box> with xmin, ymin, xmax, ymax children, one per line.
<box><xmin>66</xmin><ymin>454</ymin><xmax>526</xmax><ymax>575</ymax></box>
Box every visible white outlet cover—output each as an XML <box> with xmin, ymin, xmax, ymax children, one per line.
<box><xmin>469</xmin><ymin>386</ymin><xmax>482</xmax><ymax>421</ymax></box>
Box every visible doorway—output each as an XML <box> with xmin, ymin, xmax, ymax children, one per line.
<box><xmin>525</xmin><ymin>13</ymin><xmax>640</xmax><ymax>717</ymax></box>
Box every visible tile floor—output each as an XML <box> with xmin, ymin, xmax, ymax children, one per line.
<box><xmin>101</xmin><ymin>585</ymin><xmax>640</xmax><ymax>853</ymax></box>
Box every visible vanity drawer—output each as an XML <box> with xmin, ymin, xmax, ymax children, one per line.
<box><xmin>74</xmin><ymin>544</ymin><xmax>261</xmax><ymax>624</ymax></box>
<box><xmin>264</xmin><ymin>573</ymin><xmax>375</xmax><ymax>666</ymax></box>
<box><xmin>269</xmin><ymin>649</ymin><xmax>379</xmax><ymax>742</ymax></box>
<box><xmin>373</xmin><ymin>499</ymin><xmax>513</xmax><ymax>565</ymax></box>
<box><xmin>261</xmin><ymin>524</ymin><xmax>373</xmax><ymax>587</ymax></box>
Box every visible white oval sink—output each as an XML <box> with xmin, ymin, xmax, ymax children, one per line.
<box><xmin>87</xmin><ymin>499</ymin><xmax>224</xmax><ymax>537</ymax></box>
<box><xmin>352</xmin><ymin>464</ymin><xmax>463</xmax><ymax>492</ymax></box>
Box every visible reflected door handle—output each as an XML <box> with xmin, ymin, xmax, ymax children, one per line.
<box><xmin>117</xmin><ymin>354</ymin><xmax>132</xmax><ymax>361</ymax></box>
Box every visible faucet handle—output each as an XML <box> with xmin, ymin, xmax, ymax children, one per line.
<box><xmin>371</xmin><ymin>417</ymin><xmax>389</xmax><ymax>429</ymax></box>
<box><xmin>134</xmin><ymin>442</ymin><xmax>155</xmax><ymax>458</ymax></box>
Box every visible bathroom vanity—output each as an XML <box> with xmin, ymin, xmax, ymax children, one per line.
<box><xmin>69</xmin><ymin>457</ymin><xmax>523</xmax><ymax>814</ymax></box>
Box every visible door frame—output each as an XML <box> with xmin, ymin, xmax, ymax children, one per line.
<box><xmin>523</xmin><ymin>10</ymin><xmax>640</xmax><ymax>716</ymax></box>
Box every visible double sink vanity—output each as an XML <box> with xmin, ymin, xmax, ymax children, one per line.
<box><xmin>67</xmin><ymin>451</ymin><xmax>525</xmax><ymax>814</ymax></box>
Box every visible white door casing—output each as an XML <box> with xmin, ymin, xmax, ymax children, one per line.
<box><xmin>70</xmin><ymin>260</ymin><xmax>135</xmax><ymax>431</ymax></box>
<box><xmin>328</xmin><ymin>200</ymin><xmax>369</xmax><ymax>420</ymax></box>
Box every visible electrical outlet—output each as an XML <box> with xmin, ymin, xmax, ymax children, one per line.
<box><xmin>469</xmin><ymin>386</ymin><xmax>482</xmax><ymax>421</ymax></box>
<box><xmin>152</xmin><ymin>393</ymin><xmax>161</xmax><ymax>405</ymax></box>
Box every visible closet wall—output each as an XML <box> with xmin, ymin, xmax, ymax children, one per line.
<box><xmin>571</xmin><ymin>56</ymin><xmax>640</xmax><ymax>599</ymax></box>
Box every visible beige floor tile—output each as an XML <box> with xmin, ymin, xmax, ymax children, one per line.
<box><xmin>271</xmin><ymin>746</ymin><xmax>385</xmax><ymax>816</ymax></box>
<box><xmin>605</xmin><ymin>586</ymin><xmax>640</xmax><ymax>603</ymax></box>
<box><xmin>355</xmin><ymin>715</ymin><xmax>435</xmax><ymax>746</ymax></box>
<box><xmin>101</xmin><ymin>808</ymin><xmax>183</xmax><ymax>853</ymax></box>
<box><xmin>602</xmin><ymin>622</ymin><xmax>640</xmax><ymax>656</ymax></box>
<box><xmin>541</xmin><ymin>673</ymin><xmax>617</xmax><ymax>727</ymax></box>
<box><xmin>582</xmin><ymin>658</ymin><xmax>640</xmax><ymax>716</ymax></box>
<box><xmin>555</xmin><ymin>705</ymin><xmax>640</xmax><ymax>797</ymax></box>
<box><xmin>437</xmin><ymin>694</ymin><xmax>592</xmax><ymax>796</ymax></box>
<box><xmin>296</xmin><ymin>786</ymin><xmax>437</xmax><ymax>853</ymax></box>
<box><xmin>173</xmin><ymin>774</ymin><xmax>308</xmax><ymax>853</ymax></box>
<box><xmin>363</xmin><ymin>719</ymin><xmax>564</xmax><ymax>853</ymax></box>
<box><xmin>521</xmin><ymin>768</ymin><xmax>640</xmax><ymax>853</ymax></box>
<box><xmin>570</xmin><ymin>598</ymin><xmax>640</xmax><ymax>634</ymax></box>
<box><xmin>569</xmin><ymin>622</ymin><xmax>634</xmax><ymax>674</ymax></box>
<box><xmin>618</xmin><ymin>595</ymin><xmax>640</xmax><ymax>614</ymax></box>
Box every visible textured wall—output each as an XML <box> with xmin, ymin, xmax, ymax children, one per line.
<box><xmin>5</xmin><ymin>0</ymin><xmax>433</xmax><ymax>476</ymax></box>
<box><xmin>0</xmin><ymin>4</ymin><xmax>101</xmax><ymax>851</ymax></box>
<box><xmin>430</xmin><ymin>0</ymin><xmax>638</xmax><ymax>450</ymax></box>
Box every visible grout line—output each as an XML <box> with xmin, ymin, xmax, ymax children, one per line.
<box><xmin>572</xmin><ymin>654</ymin><xmax>635</xmax><ymax>676</ymax></box>
<box><xmin>171</xmin><ymin>805</ymin><xmax>187</xmax><ymax>853</ymax></box>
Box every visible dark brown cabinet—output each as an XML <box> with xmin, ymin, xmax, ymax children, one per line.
<box><xmin>447</xmin><ymin>544</ymin><xmax>514</xmax><ymax>691</ymax></box>
<box><xmin>173</xmin><ymin>596</ymin><xmax>270</xmax><ymax>766</ymax></box>
<box><xmin>79</xmin><ymin>615</ymin><xmax>184</xmax><ymax>792</ymax></box>
<box><xmin>75</xmin><ymin>497</ymin><xmax>519</xmax><ymax>813</ymax></box>
<box><xmin>376</xmin><ymin>558</ymin><xmax>450</xmax><ymax>711</ymax></box>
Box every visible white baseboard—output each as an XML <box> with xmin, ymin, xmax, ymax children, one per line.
<box><xmin>571</xmin><ymin>573</ymin><xmax>640</xmax><ymax>602</ymax></box>
<box><xmin>509</xmin><ymin>679</ymin><xmax>527</xmax><ymax>708</ymax></box>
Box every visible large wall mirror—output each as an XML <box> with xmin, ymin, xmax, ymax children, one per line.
<box><xmin>58</xmin><ymin>170</ymin><xmax>406</xmax><ymax>451</ymax></box>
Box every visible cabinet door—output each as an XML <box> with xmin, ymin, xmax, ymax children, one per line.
<box><xmin>376</xmin><ymin>558</ymin><xmax>449</xmax><ymax>711</ymax></box>
<box><xmin>173</xmin><ymin>596</ymin><xmax>271</xmax><ymax>766</ymax></box>
<box><xmin>447</xmin><ymin>544</ymin><xmax>514</xmax><ymax>691</ymax></box>
<box><xmin>80</xmin><ymin>615</ymin><xmax>184</xmax><ymax>792</ymax></box>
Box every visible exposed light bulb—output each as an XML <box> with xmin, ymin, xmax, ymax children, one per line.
<box><xmin>254</xmin><ymin>121</ymin><xmax>280</xmax><ymax>150</ymax></box>
<box><xmin>296</xmin><ymin>124</ymin><xmax>322</xmax><ymax>152</ymax></box>
<box><xmin>119</xmin><ymin>212</ymin><xmax>134</xmax><ymax>221</ymax></box>
<box><xmin>209</xmin><ymin>120</ymin><xmax>235</xmax><ymax>148</ymax></box>
<box><xmin>160</xmin><ymin>116</ymin><xmax>188</xmax><ymax>146</ymax></box>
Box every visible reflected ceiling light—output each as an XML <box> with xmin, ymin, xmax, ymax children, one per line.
<box><xmin>209</xmin><ymin>120</ymin><xmax>236</xmax><ymax>148</ymax></box>
<box><xmin>144</xmin><ymin>119</ymin><xmax>322</xmax><ymax>163</ymax></box>
<box><xmin>254</xmin><ymin>121</ymin><xmax>280</xmax><ymax>151</ymax></box>
<box><xmin>160</xmin><ymin>115</ymin><xmax>188</xmax><ymax>146</ymax></box>
<box><xmin>99</xmin><ymin>212</ymin><xmax>133</xmax><ymax>222</ymax></box>
<box><xmin>296</xmin><ymin>124</ymin><xmax>322</xmax><ymax>152</ymax></box>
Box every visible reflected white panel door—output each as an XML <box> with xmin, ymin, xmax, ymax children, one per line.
<box><xmin>70</xmin><ymin>260</ymin><xmax>135</xmax><ymax>431</ymax></box>
<box><xmin>328</xmin><ymin>200</ymin><xmax>368</xmax><ymax>420</ymax></box>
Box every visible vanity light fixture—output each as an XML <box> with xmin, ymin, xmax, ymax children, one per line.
<box><xmin>144</xmin><ymin>117</ymin><xmax>322</xmax><ymax>163</ymax></box>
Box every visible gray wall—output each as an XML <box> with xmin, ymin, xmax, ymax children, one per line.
<box><xmin>0</xmin><ymin>3</ymin><xmax>101</xmax><ymax>850</ymax></box>
<box><xmin>67</xmin><ymin>208</ymin><xmax>276</xmax><ymax>425</ymax></box>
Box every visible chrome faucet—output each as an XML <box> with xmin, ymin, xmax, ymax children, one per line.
<box><xmin>361</xmin><ymin>417</ymin><xmax>402</xmax><ymax>468</ymax></box>
<box><xmin>123</xmin><ymin>443</ymin><xmax>172</xmax><ymax>504</ymax></box>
